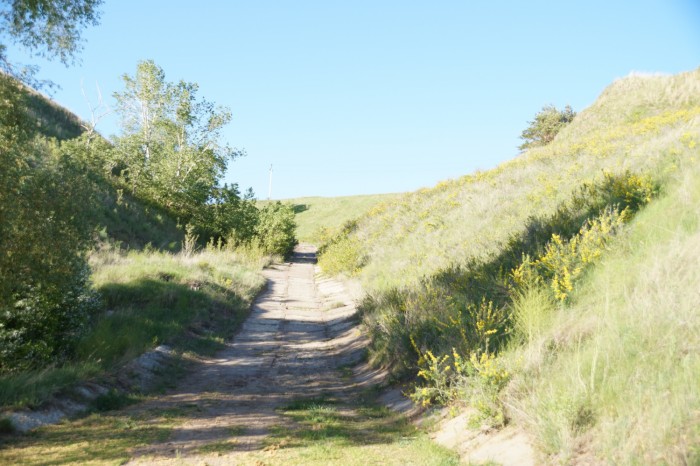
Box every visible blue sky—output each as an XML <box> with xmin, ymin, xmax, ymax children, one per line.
<box><xmin>8</xmin><ymin>1</ymin><xmax>700</xmax><ymax>199</ymax></box>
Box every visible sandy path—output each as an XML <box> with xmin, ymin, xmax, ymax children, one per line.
<box><xmin>127</xmin><ymin>244</ymin><xmax>367</xmax><ymax>464</ymax></box>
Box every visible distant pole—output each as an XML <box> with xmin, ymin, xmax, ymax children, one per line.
<box><xmin>268</xmin><ymin>164</ymin><xmax>273</xmax><ymax>200</ymax></box>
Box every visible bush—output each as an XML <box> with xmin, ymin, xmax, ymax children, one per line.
<box><xmin>0</xmin><ymin>77</ymin><xmax>99</xmax><ymax>372</ymax></box>
<box><xmin>255</xmin><ymin>201</ymin><xmax>297</xmax><ymax>256</ymax></box>
<box><xmin>317</xmin><ymin>220</ymin><xmax>367</xmax><ymax>276</ymax></box>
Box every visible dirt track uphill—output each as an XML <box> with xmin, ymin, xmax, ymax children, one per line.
<box><xmin>126</xmin><ymin>244</ymin><xmax>369</xmax><ymax>464</ymax></box>
<box><xmin>0</xmin><ymin>245</ymin><xmax>458</xmax><ymax>465</ymax></box>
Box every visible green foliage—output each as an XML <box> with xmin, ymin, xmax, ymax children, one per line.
<box><xmin>519</xmin><ymin>104</ymin><xmax>576</xmax><ymax>150</ymax></box>
<box><xmin>110</xmin><ymin>60</ymin><xmax>242</xmax><ymax>233</ymax></box>
<box><xmin>0</xmin><ymin>0</ymin><xmax>102</xmax><ymax>83</ymax></box>
<box><xmin>514</xmin><ymin>208</ymin><xmax>627</xmax><ymax>301</ymax></box>
<box><xmin>255</xmin><ymin>201</ymin><xmax>297</xmax><ymax>256</ymax></box>
<box><xmin>199</xmin><ymin>185</ymin><xmax>258</xmax><ymax>246</ymax></box>
<box><xmin>0</xmin><ymin>75</ymin><xmax>99</xmax><ymax>373</ymax></box>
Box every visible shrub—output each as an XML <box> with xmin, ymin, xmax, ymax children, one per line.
<box><xmin>317</xmin><ymin>220</ymin><xmax>367</xmax><ymax>276</ymax></box>
<box><xmin>0</xmin><ymin>78</ymin><xmax>99</xmax><ymax>372</ymax></box>
<box><xmin>519</xmin><ymin>104</ymin><xmax>576</xmax><ymax>150</ymax></box>
<box><xmin>255</xmin><ymin>201</ymin><xmax>297</xmax><ymax>256</ymax></box>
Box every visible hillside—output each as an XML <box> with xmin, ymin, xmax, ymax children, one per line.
<box><xmin>320</xmin><ymin>69</ymin><xmax>700</xmax><ymax>289</ymax></box>
<box><xmin>264</xmin><ymin>193</ymin><xmax>401</xmax><ymax>243</ymax></box>
<box><xmin>318</xmin><ymin>68</ymin><xmax>700</xmax><ymax>463</ymax></box>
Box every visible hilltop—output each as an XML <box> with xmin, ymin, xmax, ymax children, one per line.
<box><xmin>262</xmin><ymin>193</ymin><xmax>401</xmax><ymax>243</ymax></box>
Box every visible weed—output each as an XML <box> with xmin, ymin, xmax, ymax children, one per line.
<box><xmin>0</xmin><ymin>417</ymin><xmax>15</xmax><ymax>434</ymax></box>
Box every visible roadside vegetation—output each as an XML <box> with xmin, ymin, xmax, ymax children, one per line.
<box><xmin>0</xmin><ymin>0</ymin><xmax>296</xmax><ymax>415</ymax></box>
<box><xmin>318</xmin><ymin>68</ymin><xmax>700</xmax><ymax>463</ymax></box>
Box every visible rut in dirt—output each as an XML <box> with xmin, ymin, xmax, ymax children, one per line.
<box><xmin>128</xmin><ymin>244</ymin><xmax>374</xmax><ymax>462</ymax></box>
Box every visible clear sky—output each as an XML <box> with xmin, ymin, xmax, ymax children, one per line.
<box><xmin>7</xmin><ymin>1</ymin><xmax>700</xmax><ymax>199</ymax></box>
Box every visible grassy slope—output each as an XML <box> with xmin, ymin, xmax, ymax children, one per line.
<box><xmin>506</xmin><ymin>159</ymin><xmax>700</xmax><ymax>463</ymax></box>
<box><xmin>262</xmin><ymin>193</ymin><xmax>400</xmax><ymax>244</ymax></box>
<box><xmin>321</xmin><ymin>69</ymin><xmax>700</xmax><ymax>290</ymax></box>
<box><xmin>318</xmin><ymin>68</ymin><xmax>700</xmax><ymax>463</ymax></box>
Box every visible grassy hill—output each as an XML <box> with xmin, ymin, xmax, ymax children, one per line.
<box><xmin>317</xmin><ymin>68</ymin><xmax>700</xmax><ymax>463</ymax></box>
<box><xmin>320</xmin><ymin>70</ymin><xmax>700</xmax><ymax>290</ymax></box>
<box><xmin>263</xmin><ymin>193</ymin><xmax>401</xmax><ymax>243</ymax></box>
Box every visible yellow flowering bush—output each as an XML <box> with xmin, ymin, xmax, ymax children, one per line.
<box><xmin>537</xmin><ymin>208</ymin><xmax>626</xmax><ymax>301</ymax></box>
<box><xmin>410</xmin><ymin>344</ymin><xmax>511</xmax><ymax>426</ymax></box>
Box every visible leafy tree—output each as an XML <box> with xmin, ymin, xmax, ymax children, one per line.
<box><xmin>111</xmin><ymin>60</ymin><xmax>243</xmax><ymax>224</ymax></box>
<box><xmin>519</xmin><ymin>104</ymin><xmax>576</xmax><ymax>150</ymax></box>
<box><xmin>0</xmin><ymin>0</ymin><xmax>102</xmax><ymax>83</ymax></box>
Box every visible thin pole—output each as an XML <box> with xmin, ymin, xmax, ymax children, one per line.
<box><xmin>268</xmin><ymin>164</ymin><xmax>273</xmax><ymax>200</ymax></box>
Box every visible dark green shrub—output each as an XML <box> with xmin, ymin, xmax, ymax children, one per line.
<box><xmin>255</xmin><ymin>202</ymin><xmax>297</xmax><ymax>256</ymax></box>
<box><xmin>0</xmin><ymin>75</ymin><xmax>99</xmax><ymax>373</ymax></box>
<box><xmin>519</xmin><ymin>104</ymin><xmax>576</xmax><ymax>150</ymax></box>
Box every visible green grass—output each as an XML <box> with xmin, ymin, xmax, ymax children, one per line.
<box><xmin>239</xmin><ymin>392</ymin><xmax>459</xmax><ymax>465</ymax></box>
<box><xmin>0</xmin><ymin>247</ymin><xmax>267</xmax><ymax>409</ymax></box>
<box><xmin>316</xmin><ymin>68</ymin><xmax>700</xmax><ymax>462</ymax></box>
<box><xmin>0</xmin><ymin>408</ymin><xmax>179</xmax><ymax>465</ymax></box>
<box><xmin>505</xmin><ymin>159</ymin><xmax>700</xmax><ymax>463</ymax></box>
<box><xmin>263</xmin><ymin>193</ymin><xmax>400</xmax><ymax>244</ymax></box>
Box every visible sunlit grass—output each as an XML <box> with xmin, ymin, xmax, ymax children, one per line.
<box><xmin>240</xmin><ymin>393</ymin><xmax>459</xmax><ymax>466</ymax></box>
<box><xmin>506</xmin><ymin>160</ymin><xmax>700</xmax><ymax>464</ymax></box>
<box><xmin>0</xmin><ymin>407</ymin><xmax>181</xmax><ymax>465</ymax></box>
<box><xmin>263</xmin><ymin>193</ymin><xmax>400</xmax><ymax>244</ymax></box>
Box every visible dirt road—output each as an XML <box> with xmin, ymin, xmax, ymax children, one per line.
<box><xmin>128</xmin><ymin>244</ymin><xmax>369</xmax><ymax>464</ymax></box>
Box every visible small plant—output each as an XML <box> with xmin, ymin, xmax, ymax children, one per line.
<box><xmin>93</xmin><ymin>389</ymin><xmax>136</xmax><ymax>412</ymax></box>
<box><xmin>467</xmin><ymin>352</ymin><xmax>511</xmax><ymax>426</ymax></box>
<box><xmin>411</xmin><ymin>346</ymin><xmax>474</xmax><ymax>407</ymax></box>
<box><xmin>0</xmin><ymin>417</ymin><xmax>15</xmax><ymax>434</ymax></box>
<box><xmin>181</xmin><ymin>224</ymin><xmax>199</xmax><ymax>258</ymax></box>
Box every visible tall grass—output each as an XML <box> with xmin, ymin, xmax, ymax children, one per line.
<box><xmin>506</xmin><ymin>160</ymin><xmax>700</xmax><ymax>463</ymax></box>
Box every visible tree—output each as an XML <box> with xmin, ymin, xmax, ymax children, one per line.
<box><xmin>519</xmin><ymin>104</ymin><xmax>576</xmax><ymax>151</ymax></box>
<box><xmin>0</xmin><ymin>0</ymin><xmax>102</xmax><ymax>83</ymax></box>
<box><xmin>200</xmin><ymin>185</ymin><xmax>259</xmax><ymax>246</ymax></box>
<box><xmin>111</xmin><ymin>60</ymin><xmax>243</xmax><ymax>223</ymax></box>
